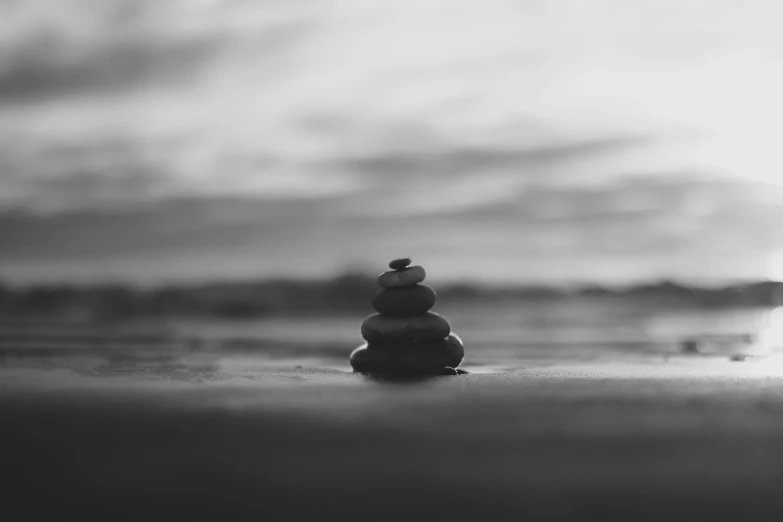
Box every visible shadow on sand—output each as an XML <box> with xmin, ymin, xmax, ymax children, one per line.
<box><xmin>357</xmin><ymin>368</ymin><xmax>469</xmax><ymax>384</ymax></box>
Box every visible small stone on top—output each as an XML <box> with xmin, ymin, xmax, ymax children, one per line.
<box><xmin>389</xmin><ymin>257</ymin><xmax>412</xmax><ymax>270</ymax></box>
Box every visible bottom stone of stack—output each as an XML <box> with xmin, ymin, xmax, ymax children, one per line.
<box><xmin>349</xmin><ymin>333</ymin><xmax>465</xmax><ymax>374</ymax></box>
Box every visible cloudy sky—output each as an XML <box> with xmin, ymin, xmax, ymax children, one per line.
<box><xmin>2</xmin><ymin>0</ymin><xmax>783</xmax><ymax>285</ymax></box>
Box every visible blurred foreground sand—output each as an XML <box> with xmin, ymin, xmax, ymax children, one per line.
<box><xmin>4</xmin><ymin>358</ymin><xmax>783</xmax><ymax>520</ymax></box>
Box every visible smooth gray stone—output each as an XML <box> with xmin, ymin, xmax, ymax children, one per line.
<box><xmin>349</xmin><ymin>333</ymin><xmax>465</xmax><ymax>374</ymax></box>
<box><xmin>372</xmin><ymin>284</ymin><xmax>436</xmax><ymax>317</ymax></box>
<box><xmin>376</xmin><ymin>266</ymin><xmax>426</xmax><ymax>289</ymax></box>
<box><xmin>360</xmin><ymin>312</ymin><xmax>451</xmax><ymax>342</ymax></box>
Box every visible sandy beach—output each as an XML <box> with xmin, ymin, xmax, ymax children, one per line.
<box><xmin>6</xmin><ymin>1</ymin><xmax>783</xmax><ymax>519</ymax></box>
<box><xmin>4</xmin><ymin>352</ymin><xmax>783</xmax><ymax>520</ymax></box>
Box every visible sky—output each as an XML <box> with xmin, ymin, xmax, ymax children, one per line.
<box><xmin>2</xmin><ymin>0</ymin><xmax>783</xmax><ymax>285</ymax></box>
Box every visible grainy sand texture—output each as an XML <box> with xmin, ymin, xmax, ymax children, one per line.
<box><xmin>4</xmin><ymin>356</ymin><xmax>783</xmax><ymax>521</ymax></box>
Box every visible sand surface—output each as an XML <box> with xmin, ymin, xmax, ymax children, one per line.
<box><xmin>4</xmin><ymin>352</ymin><xmax>783</xmax><ymax>520</ymax></box>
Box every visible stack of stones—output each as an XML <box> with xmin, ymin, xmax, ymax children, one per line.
<box><xmin>349</xmin><ymin>257</ymin><xmax>465</xmax><ymax>376</ymax></box>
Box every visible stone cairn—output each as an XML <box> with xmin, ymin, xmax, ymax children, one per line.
<box><xmin>350</xmin><ymin>257</ymin><xmax>465</xmax><ymax>376</ymax></box>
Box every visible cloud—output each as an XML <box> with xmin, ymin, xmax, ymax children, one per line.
<box><xmin>0</xmin><ymin>125</ymin><xmax>652</xmax><ymax>212</ymax></box>
<box><xmin>2</xmin><ymin>175</ymin><xmax>782</xmax><ymax>284</ymax></box>
<box><xmin>328</xmin><ymin>134</ymin><xmax>657</xmax><ymax>215</ymax></box>
<box><xmin>0</xmin><ymin>0</ymin><xmax>312</xmax><ymax>104</ymax></box>
<box><xmin>4</xmin><ymin>0</ymin><xmax>783</xmax><ymax>200</ymax></box>
<box><xmin>339</xmin><ymin>135</ymin><xmax>652</xmax><ymax>177</ymax></box>
<box><xmin>0</xmin><ymin>134</ymin><xmax>182</xmax><ymax>211</ymax></box>
<box><xmin>0</xmin><ymin>33</ymin><xmax>220</xmax><ymax>103</ymax></box>
<box><xmin>2</xmin><ymin>0</ymin><xmax>783</xmax><ymax>283</ymax></box>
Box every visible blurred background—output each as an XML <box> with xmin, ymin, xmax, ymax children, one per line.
<box><xmin>2</xmin><ymin>0</ymin><xmax>783</xmax><ymax>369</ymax></box>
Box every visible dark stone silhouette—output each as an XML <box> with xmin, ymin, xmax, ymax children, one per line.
<box><xmin>388</xmin><ymin>257</ymin><xmax>412</xmax><ymax>270</ymax></box>
<box><xmin>361</xmin><ymin>311</ymin><xmax>451</xmax><ymax>342</ymax></box>
<box><xmin>350</xmin><ymin>258</ymin><xmax>465</xmax><ymax>375</ymax></box>
<box><xmin>371</xmin><ymin>284</ymin><xmax>437</xmax><ymax>317</ymax></box>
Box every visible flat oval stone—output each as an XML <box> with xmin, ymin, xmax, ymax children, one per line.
<box><xmin>361</xmin><ymin>311</ymin><xmax>451</xmax><ymax>342</ymax></box>
<box><xmin>349</xmin><ymin>333</ymin><xmax>465</xmax><ymax>374</ymax></box>
<box><xmin>388</xmin><ymin>257</ymin><xmax>412</xmax><ymax>270</ymax></box>
<box><xmin>376</xmin><ymin>265</ymin><xmax>426</xmax><ymax>289</ymax></box>
<box><xmin>372</xmin><ymin>284</ymin><xmax>436</xmax><ymax>317</ymax></box>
